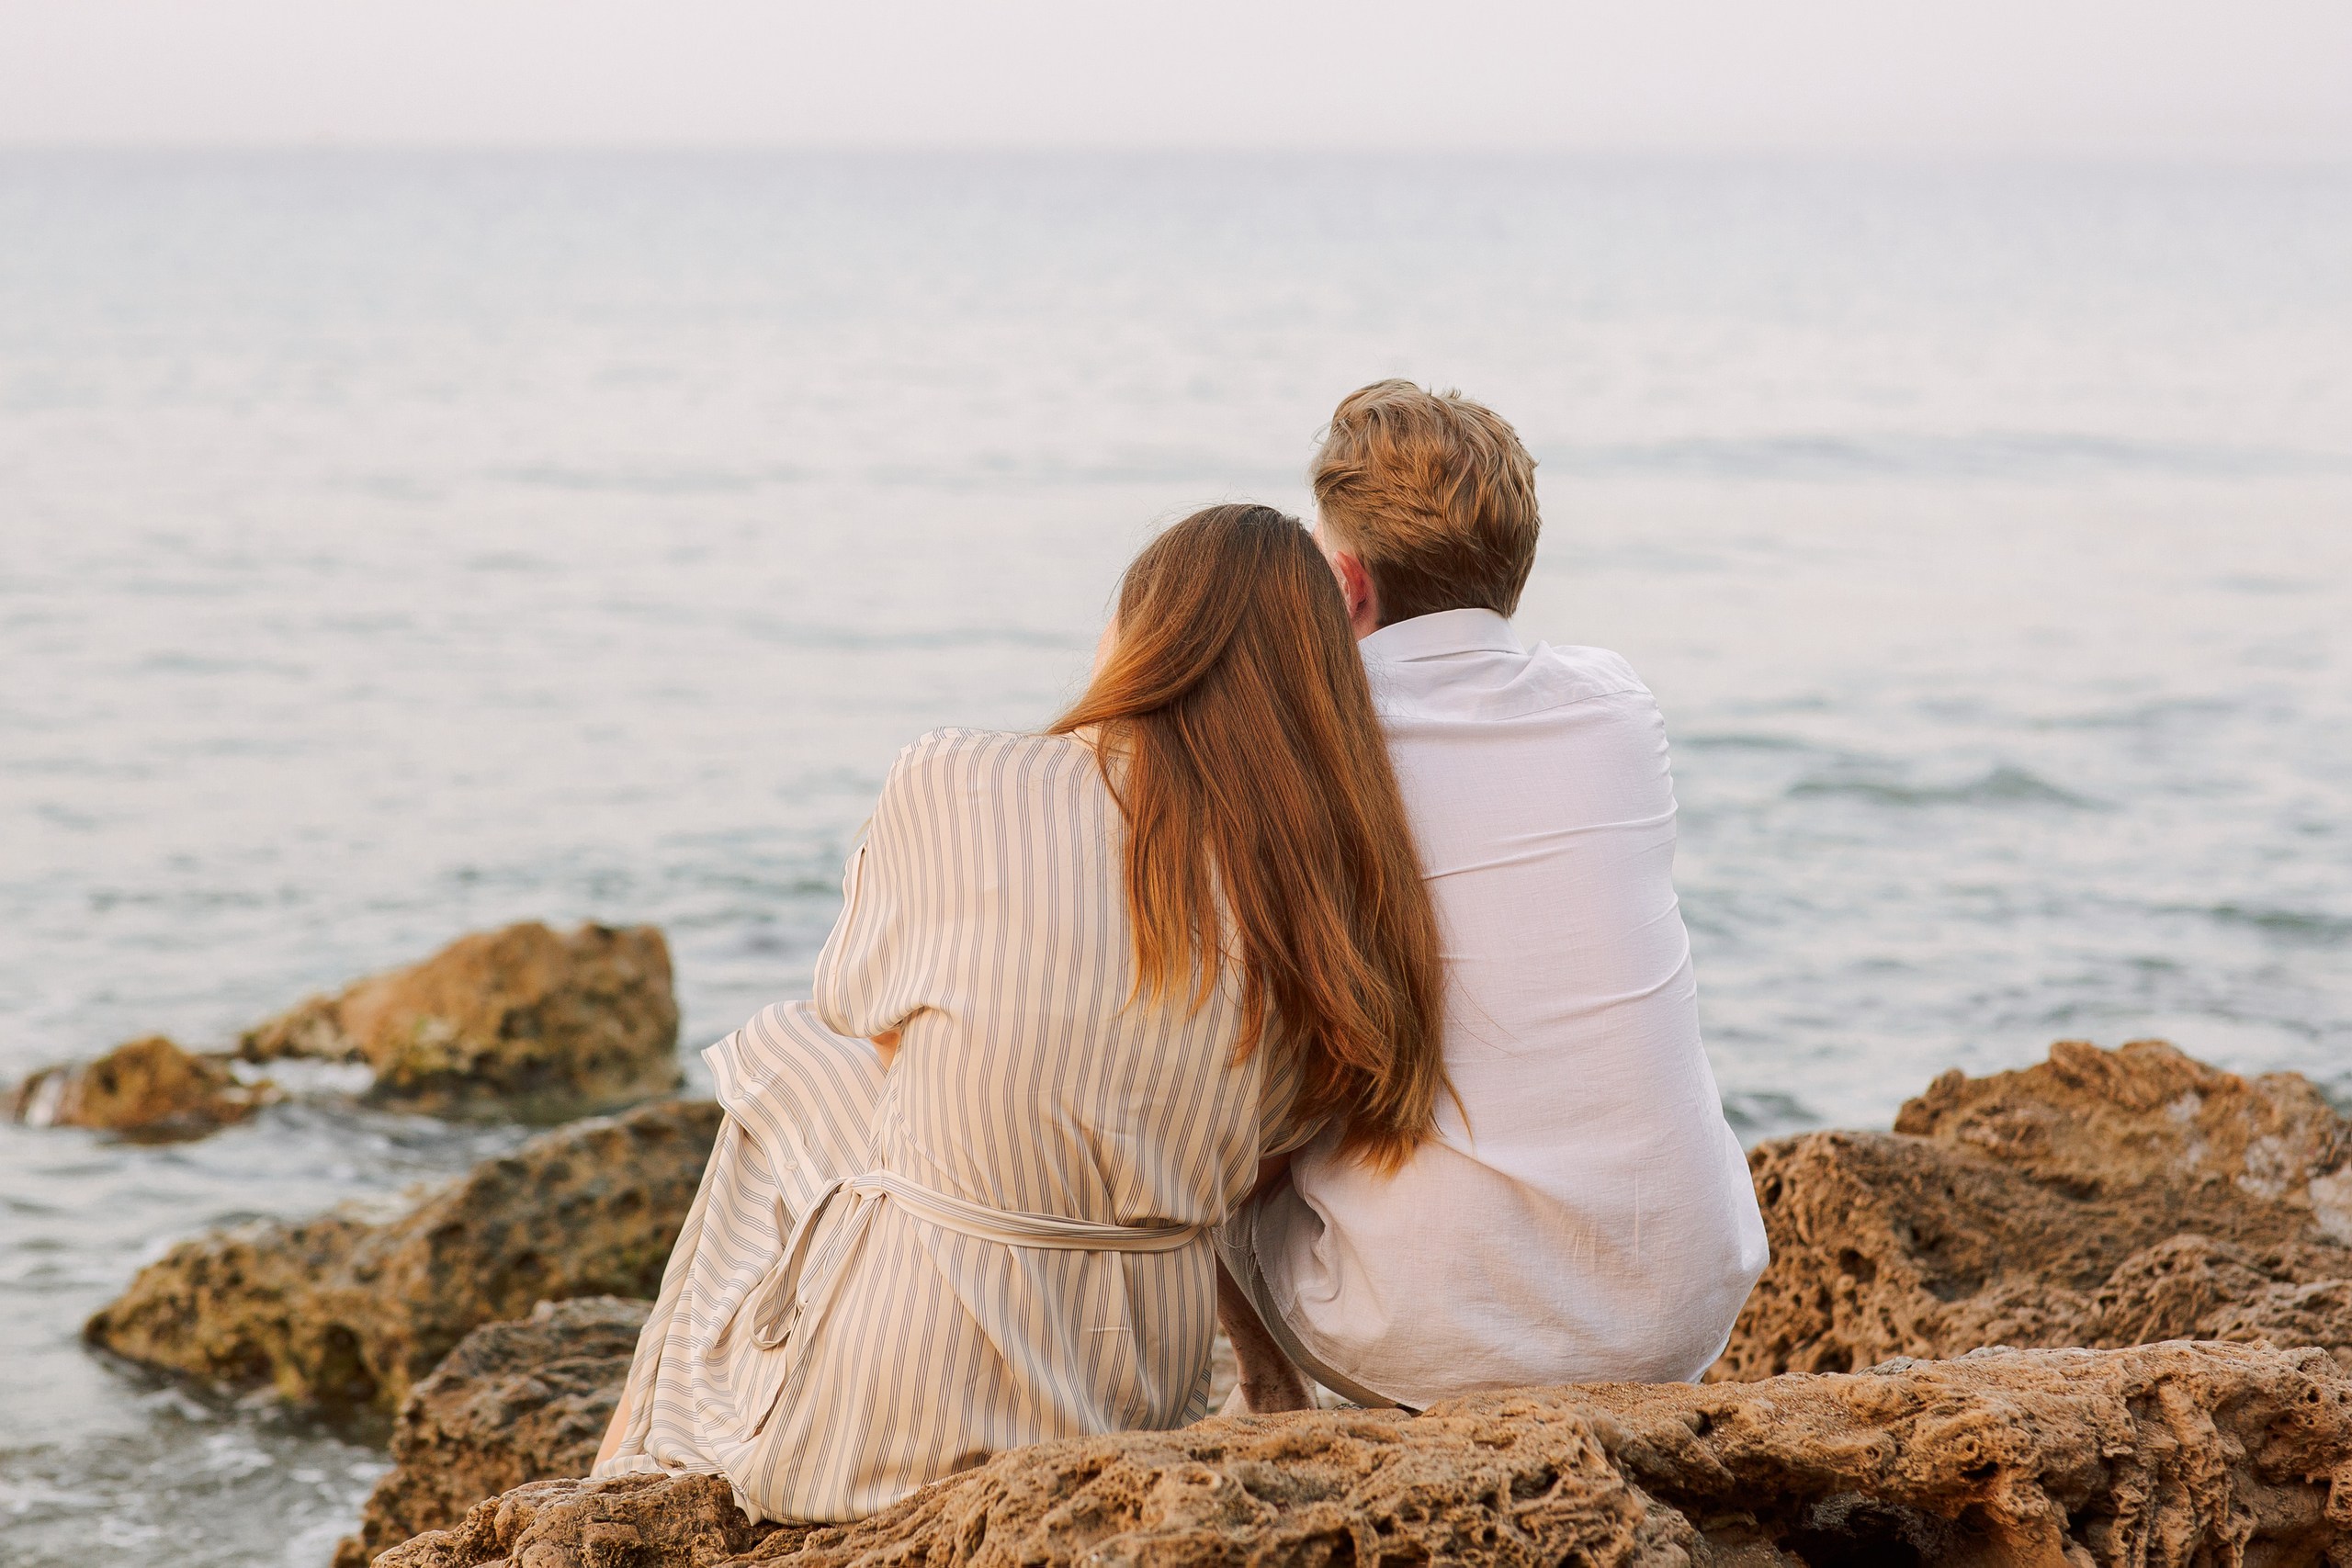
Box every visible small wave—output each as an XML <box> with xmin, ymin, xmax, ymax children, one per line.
<box><xmin>861</xmin><ymin>457</ymin><xmax>1303</xmax><ymax>492</ymax></box>
<box><xmin>2189</xmin><ymin>903</ymin><xmax>2352</xmax><ymax>945</ymax></box>
<box><xmin>86</xmin><ymin>886</ymin><xmax>292</xmax><ymax>913</ymax></box>
<box><xmin>739</xmin><ymin>621</ymin><xmax>1080</xmax><ymax>652</ymax></box>
<box><xmin>135</xmin><ymin>651</ymin><xmax>308</xmax><ymax>678</ymax></box>
<box><xmin>2034</xmin><ymin>695</ymin><xmax>2236</xmax><ymax>733</ymax></box>
<box><xmin>1719</xmin><ymin>1088</ymin><xmax>1820</xmax><ymax>1145</ymax></box>
<box><xmin>248</xmin><ymin>1058</ymin><xmax>377</xmax><ymax>1098</ymax></box>
<box><xmin>491</xmin><ymin>464</ymin><xmax>807</xmax><ymax>494</ymax></box>
<box><xmin>463</xmin><ymin>551</ymin><xmax>552</xmax><ymax>573</ymax></box>
<box><xmin>1679</xmin><ymin>732</ymin><xmax>1824</xmax><ymax>753</ymax></box>
<box><xmin>2</xmin><ymin>757</ymin><xmax>154</xmax><ymax>781</ymax></box>
<box><xmin>2214</xmin><ymin>574</ymin><xmax>2315</xmax><ymax>596</ymax></box>
<box><xmin>1545</xmin><ymin>432</ymin><xmax>2352</xmax><ymax>483</ymax></box>
<box><xmin>1787</xmin><ymin>764</ymin><xmax>2097</xmax><ymax>809</ymax></box>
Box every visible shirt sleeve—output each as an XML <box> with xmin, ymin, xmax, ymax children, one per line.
<box><xmin>811</xmin><ymin>737</ymin><xmax>938</xmax><ymax>1041</ymax></box>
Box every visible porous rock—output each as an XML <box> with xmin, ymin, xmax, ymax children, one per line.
<box><xmin>376</xmin><ymin>1340</ymin><xmax>2352</xmax><ymax>1568</ymax></box>
<box><xmin>339</xmin><ymin>1310</ymin><xmax>1248</xmax><ymax>1567</ymax></box>
<box><xmin>5</xmin><ymin>1033</ymin><xmax>275</xmax><ymax>1139</ymax></box>
<box><xmin>85</xmin><ymin>1098</ymin><xmax>718</xmax><ymax>1413</ymax></box>
<box><xmin>240</xmin><ymin>921</ymin><xmax>682</xmax><ymax>1119</ymax></box>
<box><xmin>334</xmin><ymin>1296</ymin><xmax>651</xmax><ymax>1568</ymax></box>
<box><xmin>1715</xmin><ymin>1038</ymin><xmax>2352</xmax><ymax>1381</ymax></box>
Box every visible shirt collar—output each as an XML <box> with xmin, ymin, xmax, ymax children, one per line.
<box><xmin>1358</xmin><ymin>607</ymin><xmax>1524</xmax><ymax>663</ymax></box>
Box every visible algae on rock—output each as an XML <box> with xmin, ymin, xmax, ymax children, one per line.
<box><xmin>85</xmin><ymin>1099</ymin><xmax>718</xmax><ymax>1413</ymax></box>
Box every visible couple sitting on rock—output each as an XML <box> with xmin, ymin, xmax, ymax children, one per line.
<box><xmin>593</xmin><ymin>380</ymin><xmax>1770</xmax><ymax>1523</ymax></box>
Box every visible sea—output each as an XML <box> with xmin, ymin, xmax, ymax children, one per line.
<box><xmin>2</xmin><ymin>150</ymin><xmax>2348</xmax><ymax>1566</ymax></box>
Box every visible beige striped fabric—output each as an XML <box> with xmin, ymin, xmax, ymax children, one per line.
<box><xmin>595</xmin><ymin>728</ymin><xmax>1306</xmax><ymax>1523</ymax></box>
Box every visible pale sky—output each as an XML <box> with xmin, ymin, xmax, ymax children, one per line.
<box><xmin>1</xmin><ymin>0</ymin><xmax>2347</xmax><ymax>158</ymax></box>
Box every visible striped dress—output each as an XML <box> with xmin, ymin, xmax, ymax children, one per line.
<box><xmin>596</xmin><ymin>728</ymin><xmax>1305</xmax><ymax>1523</ymax></box>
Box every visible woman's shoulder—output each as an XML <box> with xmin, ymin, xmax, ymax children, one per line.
<box><xmin>881</xmin><ymin>728</ymin><xmax>1103</xmax><ymax>802</ymax></box>
<box><xmin>888</xmin><ymin>725</ymin><xmax>1090</xmax><ymax>766</ymax></box>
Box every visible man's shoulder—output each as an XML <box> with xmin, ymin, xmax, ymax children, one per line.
<box><xmin>1523</xmin><ymin>642</ymin><xmax>1651</xmax><ymax>705</ymax></box>
<box><xmin>1370</xmin><ymin>640</ymin><xmax>1655</xmax><ymax>725</ymax></box>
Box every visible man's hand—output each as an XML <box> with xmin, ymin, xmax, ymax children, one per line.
<box><xmin>1216</xmin><ymin>1258</ymin><xmax>1314</xmax><ymax>1413</ymax></box>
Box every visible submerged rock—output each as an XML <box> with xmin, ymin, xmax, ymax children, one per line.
<box><xmin>240</xmin><ymin>921</ymin><xmax>683</xmax><ymax>1120</ymax></box>
<box><xmin>375</xmin><ymin>1340</ymin><xmax>2352</xmax><ymax>1568</ymax></box>
<box><xmin>334</xmin><ymin>1296</ymin><xmax>651</xmax><ymax>1568</ymax></box>
<box><xmin>85</xmin><ymin>1099</ymin><xmax>718</xmax><ymax>1413</ymax></box>
<box><xmin>1715</xmin><ymin>1038</ymin><xmax>2352</xmax><ymax>1381</ymax></box>
<box><xmin>5</xmin><ymin>1034</ymin><xmax>276</xmax><ymax>1140</ymax></box>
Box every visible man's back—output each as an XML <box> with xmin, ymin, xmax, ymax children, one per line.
<box><xmin>1255</xmin><ymin>608</ymin><xmax>1769</xmax><ymax>1407</ymax></box>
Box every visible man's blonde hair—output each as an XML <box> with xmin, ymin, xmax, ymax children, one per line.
<box><xmin>1309</xmin><ymin>380</ymin><xmax>1540</xmax><ymax>626</ymax></box>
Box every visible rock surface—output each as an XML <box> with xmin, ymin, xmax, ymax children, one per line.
<box><xmin>334</xmin><ymin>1296</ymin><xmax>651</xmax><ymax>1568</ymax></box>
<box><xmin>240</xmin><ymin>921</ymin><xmax>682</xmax><ymax>1119</ymax></box>
<box><xmin>376</xmin><ymin>1340</ymin><xmax>2352</xmax><ymax>1568</ymax></box>
<box><xmin>1716</xmin><ymin>1038</ymin><xmax>2352</xmax><ymax>1382</ymax></box>
<box><xmin>5</xmin><ymin>1034</ymin><xmax>276</xmax><ymax>1139</ymax></box>
<box><xmin>85</xmin><ymin>1098</ymin><xmax>718</xmax><ymax>1413</ymax></box>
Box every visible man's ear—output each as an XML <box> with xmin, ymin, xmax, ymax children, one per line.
<box><xmin>1329</xmin><ymin>549</ymin><xmax>1381</xmax><ymax>640</ymax></box>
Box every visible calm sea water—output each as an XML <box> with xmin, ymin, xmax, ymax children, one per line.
<box><xmin>3</xmin><ymin>152</ymin><xmax>2349</xmax><ymax>1566</ymax></box>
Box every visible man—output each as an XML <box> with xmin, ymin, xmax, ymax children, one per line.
<box><xmin>1217</xmin><ymin>380</ymin><xmax>1768</xmax><ymax>1412</ymax></box>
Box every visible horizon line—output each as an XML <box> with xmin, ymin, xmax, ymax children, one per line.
<box><xmin>4</xmin><ymin>139</ymin><xmax>2348</xmax><ymax>170</ymax></box>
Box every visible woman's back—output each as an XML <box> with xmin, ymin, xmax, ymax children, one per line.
<box><xmin>820</xmin><ymin>728</ymin><xmax>1273</xmax><ymax>1230</ymax></box>
<box><xmin>616</xmin><ymin>728</ymin><xmax>1284</xmax><ymax>1521</ymax></box>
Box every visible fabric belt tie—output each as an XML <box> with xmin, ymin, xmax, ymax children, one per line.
<box><xmin>749</xmin><ymin>1169</ymin><xmax>1204</xmax><ymax>1349</ymax></box>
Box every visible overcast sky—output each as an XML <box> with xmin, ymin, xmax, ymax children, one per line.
<box><xmin>2</xmin><ymin>0</ymin><xmax>2347</xmax><ymax>158</ymax></box>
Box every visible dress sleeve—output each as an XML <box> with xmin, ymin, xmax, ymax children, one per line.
<box><xmin>811</xmin><ymin>739</ymin><xmax>936</xmax><ymax>1042</ymax></box>
<box><xmin>1253</xmin><ymin>1035</ymin><xmax>1326</xmax><ymax>1159</ymax></box>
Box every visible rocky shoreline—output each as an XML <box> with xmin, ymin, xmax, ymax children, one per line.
<box><xmin>8</xmin><ymin>921</ymin><xmax>681</xmax><ymax>1137</ymax></box>
<box><xmin>334</xmin><ymin>1035</ymin><xmax>2352</xmax><ymax>1567</ymax></box>
<box><xmin>334</xmin><ymin>1296</ymin><xmax>652</xmax><ymax>1568</ymax></box>
<box><xmin>1719</xmin><ymin>1038</ymin><xmax>2352</xmax><ymax>1381</ymax></box>
<box><xmin>377</xmin><ymin>1340</ymin><xmax>2352</xmax><ymax>1568</ymax></box>
<box><xmin>237</xmin><ymin>921</ymin><xmax>683</xmax><ymax>1121</ymax></box>
<box><xmin>84</xmin><ymin>1097</ymin><xmax>718</xmax><ymax>1412</ymax></box>
<box><xmin>27</xmin><ymin>926</ymin><xmax>2352</xmax><ymax>1565</ymax></box>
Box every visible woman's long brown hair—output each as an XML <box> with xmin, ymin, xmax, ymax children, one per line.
<box><xmin>1051</xmin><ymin>504</ymin><xmax>1448</xmax><ymax>1172</ymax></box>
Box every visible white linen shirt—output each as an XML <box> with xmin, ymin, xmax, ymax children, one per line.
<box><xmin>1245</xmin><ymin>608</ymin><xmax>1769</xmax><ymax>1406</ymax></box>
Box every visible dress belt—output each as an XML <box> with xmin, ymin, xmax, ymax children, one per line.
<box><xmin>749</xmin><ymin>1169</ymin><xmax>1204</xmax><ymax>1349</ymax></box>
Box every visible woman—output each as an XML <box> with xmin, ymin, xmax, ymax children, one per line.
<box><xmin>594</xmin><ymin>504</ymin><xmax>1447</xmax><ymax>1522</ymax></box>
